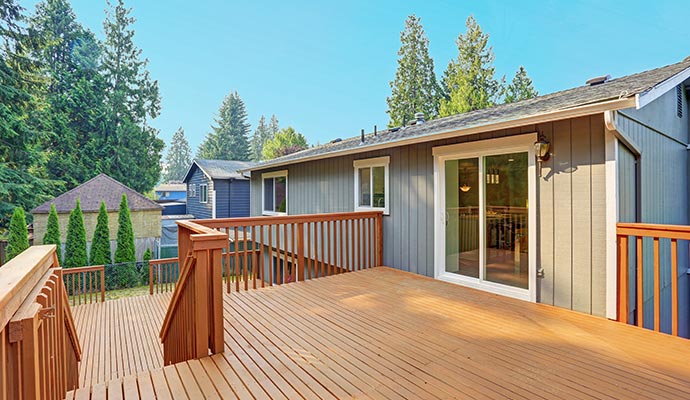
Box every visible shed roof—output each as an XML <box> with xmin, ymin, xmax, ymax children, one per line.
<box><xmin>154</xmin><ymin>183</ymin><xmax>187</xmax><ymax>192</ymax></box>
<box><xmin>183</xmin><ymin>159</ymin><xmax>254</xmax><ymax>182</ymax></box>
<box><xmin>244</xmin><ymin>58</ymin><xmax>690</xmax><ymax>171</ymax></box>
<box><xmin>32</xmin><ymin>174</ymin><xmax>163</xmax><ymax>214</ymax></box>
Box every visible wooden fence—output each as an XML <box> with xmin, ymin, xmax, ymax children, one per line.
<box><xmin>63</xmin><ymin>265</ymin><xmax>105</xmax><ymax>305</ymax></box>
<box><xmin>617</xmin><ymin>223</ymin><xmax>689</xmax><ymax>337</ymax></box>
<box><xmin>0</xmin><ymin>245</ymin><xmax>81</xmax><ymax>399</ymax></box>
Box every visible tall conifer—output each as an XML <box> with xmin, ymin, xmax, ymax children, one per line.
<box><xmin>43</xmin><ymin>204</ymin><xmax>62</xmax><ymax>263</ymax></box>
<box><xmin>90</xmin><ymin>201</ymin><xmax>112</xmax><ymax>265</ymax></box>
<box><xmin>6</xmin><ymin>208</ymin><xmax>29</xmax><ymax>261</ymax></box>
<box><xmin>115</xmin><ymin>194</ymin><xmax>135</xmax><ymax>263</ymax></box>
<box><xmin>64</xmin><ymin>200</ymin><xmax>87</xmax><ymax>267</ymax></box>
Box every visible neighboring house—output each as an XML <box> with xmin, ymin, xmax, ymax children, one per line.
<box><xmin>155</xmin><ymin>183</ymin><xmax>187</xmax><ymax>201</ymax></box>
<box><xmin>32</xmin><ymin>174</ymin><xmax>163</xmax><ymax>261</ymax></box>
<box><xmin>243</xmin><ymin>58</ymin><xmax>690</xmax><ymax>336</ymax></box>
<box><xmin>183</xmin><ymin>159</ymin><xmax>254</xmax><ymax>219</ymax></box>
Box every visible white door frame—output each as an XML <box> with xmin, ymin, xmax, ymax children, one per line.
<box><xmin>433</xmin><ymin>133</ymin><xmax>538</xmax><ymax>302</ymax></box>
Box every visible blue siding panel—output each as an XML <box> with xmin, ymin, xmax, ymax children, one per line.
<box><xmin>185</xmin><ymin>167</ymin><xmax>213</xmax><ymax>219</ymax></box>
<box><xmin>229</xmin><ymin>180</ymin><xmax>251</xmax><ymax>217</ymax></box>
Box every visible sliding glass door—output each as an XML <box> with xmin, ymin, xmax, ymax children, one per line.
<box><xmin>435</xmin><ymin>135</ymin><xmax>534</xmax><ymax>300</ymax></box>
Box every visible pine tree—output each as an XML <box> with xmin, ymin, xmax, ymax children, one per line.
<box><xmin>268</xmin><ymin>114</ymin><xmax>279</xmax><ymax>138</ymax></box>
<box><xmin>0</xmin><ymin>0</ymin><xmax>61</xmax><ymax>228</ymax></box>
<box><xmin>100</xmin><ymin>0</ymin><xmax>164</xmax><ymax>193</ymax></box>
<box><xmin>386</xmin><ymin>15</ymin><xmax>441</xmax><ymax>127</ymax></box>
<box><xmin>143</xmin><ymin>248</ymin><xmax>152</xmax><ymax>263</ymax></box>
<box><xmin>197</xmin><ymin>91</ymin><xmax>251</xmax><ymax>160</ymax></box>
<box><xmin>250</xmin><ymin>115</ymin><xmax>270</xmax><ymax>161</ymax></box>
<box><xmin>262</xmin><ymin>127</ymin><xmax>308</xmax><ymax>160</ymax></box>
<box><xmin>504</xmin><ymin>66</ymin><xmax>538</xmax><ymax>104</ymax></box>
<box><xmin>6</xmin><ymin>208</ymin><xmax>29</xmax><ymax>261</ymax></box>
<box><xmin>163</xmin><ymin>127</ymin><xmax>192</xmax><ymax>181</ymax></box>
<box><xmin>440</xmin><ymin>16</ymin><xmax>503</xmax><ymax>117</ymax></box>
<box><xmin>43</xmin><ymin>204</ymin><xmax>62</xmax><ymax>263</ymax></box>
<box><xmin>64</xmin><ymin>200</ymin><xmax>87</xmax><ymax>267</ymax></box>
<box><xmin>29</xmin><ymin>0</ymin><xmax>109</xmax><ymax>190</ymax></box>
<box><xmin>115</xmin><ymin>194</ymin><xmax>135</xmax><ymax>263</ymax></box>
<box><xmin>90</xmin><ymin>201</ymin><xmax>112</xmax><ymax>265</ymax></box>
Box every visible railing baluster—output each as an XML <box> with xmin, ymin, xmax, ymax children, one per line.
<box><xmin>243</xmin><ymin>225</ymin><xmax>249</xmax><ymax>291</ymax></box>
<box><xmin>636</xmin><ymin>236</ymin><xmax>643</xmax><ymax>327</ymax></box>
<box><xmin>617</xmin><ymin>234</ymin><xmax>629</xmax><ymax>324</ymax></box>
<box><xmin>653</xmin><ymin>237</ymin><xmax>660</xmax><ymax>332</ymax></box>
<box><xmin>671</xmin><ymin>238</ymin><xmax>678</xmax><ymax>336</ymax></box>
<box><xmin>234</xmin><ymin>226</ymin><xmax>240</xmax><ymax>292</ymax></box>
<box><xmin>268</xmin><ymin>224</ymin><xmax>273</xmax><ymax>286</ymax></box>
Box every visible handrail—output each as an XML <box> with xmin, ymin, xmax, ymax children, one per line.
<box><xmin>63</xmin><ymin>265</ymin><xmax>105</xmax><ymax>304</ymax></box>
<box><xmin>159</xmin><ymin>220</ymin><xmax>227</xmax><ymax>365</ymax></box>
<box><xmin>617</xmin><ymin>222</ymin><xmax>687</xmax><ymax>337</ymax></box>
<box><xmin>0</xmin><ymin>245</ymin><xmax>81</xmax><ymax>399</ymax></box>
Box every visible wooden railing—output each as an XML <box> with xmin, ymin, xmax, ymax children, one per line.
<box><xmin>617</xmin><ymin>223</ymin><xmax>689</xmax><ymax>337</ymax></box>
<box><xmin>159</xmin><ymin>220</ymin><xmax>227</xmax><ymax>365</ymax></box>
<box><xmin>0</xmin><ymin>245</ymin><xmax>81</xmax><ymax>399</ymax></box>
<box><xmin>195</xmin><ymin>211</ymin><xmax>384</xmax><ymax>292</ymax></box>
<box><xmin>63</xmin><ymin>265</ymin><xmax>105</xmax><ymax>305</ymax></box>
<box><xmin>149</xmin><ymin>258</ymin><xmax>180</xmax><ymax>295</ymax></box>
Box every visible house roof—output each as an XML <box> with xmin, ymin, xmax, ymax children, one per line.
<box><xmin>154</xmin><ymin>183</ymin><xmax>187</xmax><ymax>192</ymax></box>
<box><xmin>32</xmin><ymin>174</ymin><xmax>163</xmax><ymax>214</ymax></box>
<box><xmin>244</xmin><ymin>58</ymin><xmax>690</xmax><ymax>172</ymax></box>
<box><xmin>183</xmin><ymin>159</ymin><xmax>254</xmax><ymax>182</ymax></box>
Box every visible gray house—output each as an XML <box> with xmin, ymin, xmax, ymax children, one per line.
<box><xmin>183</xmin><ymin>159</ymin><xmax>253</xmax><ymax>219</ymax></box>
<box><xmin>242</xmin><ymin>58</ymin><xmax>690</xmax><ymax>337</ymax></box>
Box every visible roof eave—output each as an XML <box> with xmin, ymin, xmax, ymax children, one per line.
<box><xmin>635</xmin><ymin>65</ymin><xmax>690</xmax><ymax>109</ymax></box>
<box><xmin>241</xmin><ymin>96</ymin><xmax>637</xmax><ymax>173</ymax></box>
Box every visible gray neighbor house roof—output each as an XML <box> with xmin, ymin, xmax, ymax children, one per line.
<box><xmin>244</xmin><ymin>58</ymin><xmax>690</xmax><ymax>172</ymax></box>
<box><xmin>32</xmin><ymin>174</ymin><xmax>162</xmax><ymax>214</ymax></box>
<box><xmin>183</xmin><ymin>159</ymin><xmax>255</xmax><ymax>182</ymax></box>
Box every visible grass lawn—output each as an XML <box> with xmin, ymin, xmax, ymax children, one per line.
<box><xmin>104</xmin><ymin>285</ymin><xmax>150</xmax><ymax>300</ymax></box>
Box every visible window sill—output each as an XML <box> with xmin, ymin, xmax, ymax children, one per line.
<box><xmin>354</xmin><ymin>206</ymin><xmax>389</xmax><ymax>216</ymax></box>
<box><xmin>262</xmin><ymin>211</ymin><xmax>287</xmax><ymax>216</ymax></box>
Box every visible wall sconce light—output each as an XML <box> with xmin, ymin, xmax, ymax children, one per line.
<box><xmin>460</xmin><ymin>184</ymin><xmax>471</xmax><ymax>192</ymax></box>
<box><xmin>534</xmin><ymin>134</ymin><xmax>550</xmax><ymax>177</ymax></box>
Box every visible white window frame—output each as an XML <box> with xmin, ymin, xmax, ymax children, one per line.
<box><xmin>262</xmin><ymin>170</ymin><xmax>288</xmax><ymax>216</ymax></box>
<box><xmin>189</xmin><ymin>184</ymin><xmax>197</xmax><ymax>197</ymax></box>
<box><xmin>199</xmin><ymin>184</ymin><xmax>208</xmax><ymax>204</ymax></box>
<box><xmin>353</xmin><ymin>156</ymin><xmax>390</xmax><ymax>215</ymax></box>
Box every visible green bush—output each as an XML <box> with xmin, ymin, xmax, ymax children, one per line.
<box><xmin>115</xmin><ymin>194</ymin><xmax>135</xmax><ymax>263</ymax></box>
<box><xmin>90</xmin><ymin>201</ymin><xmax>112</xmax><ymax>265</ymax></box>
<box><xmin>6</xmin><ymin>208</ymin><xmax>29</xmax><ymax>261</ymax></box>
<box><xmin>43</xmin><ymin>204</ymin><xmax>62</xmax><ymax>264</ymax></box>
<box><xmin>64</xmin><ymin>199</ymin><xmax>88</xmax><ymax>268</ymax></box>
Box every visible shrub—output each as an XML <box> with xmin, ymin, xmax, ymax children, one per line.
<box><xmin>43</xmin><ymin>204</ymin><xmax>62</xmax><ymax>264</ymax></box>
<box><xmin>115</xmin><ymin>194</ymin><xmax>135</xmax><ymax>263</ymax></box>
<box><xmin>90</xmin><ymin>201</ymin><xmax>112</xmax><ymax>265</ymax></box>
<box><xmin>64</xmin><ymin>199</ymin><xmax>88</xmax><ymax>268</ymax></box>
<box><xmin>6</xmin><ymin>208</ymin><xmax>29</xmax><ymax>261</ymax></box>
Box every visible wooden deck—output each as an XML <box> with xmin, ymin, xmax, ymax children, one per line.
<box><xmin>69</xmin><ymin>267</ymin><xmax>690</xmax><ymax>399</ymax></box>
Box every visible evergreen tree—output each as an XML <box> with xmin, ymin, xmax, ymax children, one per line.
<box><xmin>90</xmin><ymin>201</ymin><xmax>112</xmax><ymax>265</ymax></box>
<box><xmin>29</xmin><ymin>0</ymin><xmax>109</xmax><ymax>190</ymax></box>
<box><xmin>197</xmin><ymin>91</ymin><xmax>251</xmax><ymax>160</ymax></box>
<box><xmin>250</xmin><ymin>115</ymin><xmax>270</xmax><ymax>161</ymax></box>
<box><xmin>262</xmin><ymin>127</ymin><xmax>308</xmax><ymax>160</ymax></box>
<box><xmin>43</xmin><ymin>203</ymin><xmax>62</xmax><ymax>263</ymax></box>
<box><xmin>142</xmin><ymin>248</ymin><xmax>152</xmax><ymax>263</ymax></box>
<box><xmin>163</xmin><ymin>127</ymin><xmax>192</xmax><ymax>181</ymax></box>
<box><xmin>64</xmin><ymin>200</ymin><xmax>87</xmax><ymax>267</ymax></box>
<box><xmin>268</xmin><ymin>114</ymin><xmax>279</xmax><ymax>138</ymax></box>
<box><xmin>504</xmin><ymin>66</ymin><xmax>538</xmax><ymax>104</ymax></box>
<box><xmin>115</xmin><ymin>194</ymin><xmax>135</xmax><ymax>263</ymax></box>
<box><xmin>386</xmin><ymin>15</ymin><xmax>441</xmax><ymax>127</ymax></box>
<box><xmin>100</xmin><ymin>0</ymin><xmax>164</xmax><ymax>193</ymax></box>
<box><xmin>440</xmin><ymin>16</ymin><xmax>503</xmax><ymax>117</ymax></box>
<box><xmin>0</xmin><ymin>0</ymin><xmax>61</xmax><ymax>227</ymax></box>
<box><xmin>6</xmin><ymin>207</ymin><xmax>29</xmax><ymax>261</ymax></box>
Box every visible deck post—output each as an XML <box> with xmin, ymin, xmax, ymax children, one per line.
<box><xmin>210</xmin><ymin>248</ymin><xmax>224</xmax><ymax>354</ymax></box>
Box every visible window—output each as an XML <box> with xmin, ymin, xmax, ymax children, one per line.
<box><xmin>354</xmin><ymin>156</ymin><xmax>389</xmax><ymax>214</ymax></box>
<box><xmin>262</xmin><ymin>170</ymin><xmax>288</xmax><ymax>215</ymax></box>
<box><xmin>188</xmin><ymin>184</ymin><xmax>197</xmax><ymax>197</ymax></box>
<box><xmin>199</xmin><ymin>184</ymin><xmax>208</xmax><ymax>203</ymax></box>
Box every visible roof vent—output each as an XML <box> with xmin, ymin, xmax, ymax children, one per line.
<box><xmin>414</xmin><ymin>112</ymin><xmax>425</xmax><ymax>124</ymax></box>
<box><xmin>586</xmin><ymin>74</ymin><xmax>611</xmax><ymax>86</ymax></box>
<box><xmin>330</xmin><ymin>138</ymin><xmax>342</xmax><ymax>144</ymax></box>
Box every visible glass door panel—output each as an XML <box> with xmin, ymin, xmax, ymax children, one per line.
<box><xmin>444</xmin><ymin>158</ymin><xmax>479</xmax><ymax>278</ymax></box>
<box><xmin>484</xmin><ymin>152</ymin><xmax>528</xmax><ymax>289</ymax></box>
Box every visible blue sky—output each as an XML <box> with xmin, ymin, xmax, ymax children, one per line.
<box><xmin>26</xmin><ymin>0</ymin><xmax>689</xmax><ymax>153</ymax></box>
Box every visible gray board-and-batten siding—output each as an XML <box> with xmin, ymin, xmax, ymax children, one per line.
<box><xmin>251</xmin><ymin>114</ymin><xmax>612</xmax><ymax>317</ymax></box>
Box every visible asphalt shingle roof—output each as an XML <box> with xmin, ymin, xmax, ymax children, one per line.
<box><xmin>191</xmin><ymin>159</ymin><xmax>254</xmax><ymax>180</ymax></box>
<box><xmin>32</xmin><ymin>174</ymin><xmax>162</xmax><ymax>214</ymax></box>
<box><xmin>247</xmin><ymin>58</ymin><xmax>690</xmax><ymax>170</ymax></box>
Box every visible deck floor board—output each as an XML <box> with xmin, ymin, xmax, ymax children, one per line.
<box><xmin>70</xmin><ymin>267</ymin><xmax>690</xmax><ymax>399</ymax></box>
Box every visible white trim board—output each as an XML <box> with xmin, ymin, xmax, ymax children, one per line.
<box><xmin>353</xmin><ymin>156</ymin><xmax>390</xmax><ymax>215</ymax></box>
<box><xmin>636</xmin><ymin>66</ymin><xmax>690</xmax><ymax>109</ymax></box>
<box><xmin>432</xmin><ymin>133</ymin><xmax>537</xmax><ymax>302</ymax></box>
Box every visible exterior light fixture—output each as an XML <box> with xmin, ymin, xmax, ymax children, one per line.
<box><xmin>460</xmin><ymin>184</ymin><xmax>471</xmax><ymax>192</ymax></box>
<box><xmin>534</xmin><ymin>134</ymin><xmax>551</xmax><ymax>177</ymax></box>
